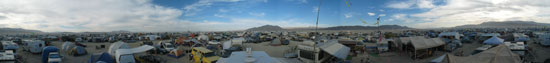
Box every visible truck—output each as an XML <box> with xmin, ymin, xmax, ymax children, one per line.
<box><xmin>42</xmin><ymin>46</ymin><xmax>61</xmax><ymax>63</ymax></box>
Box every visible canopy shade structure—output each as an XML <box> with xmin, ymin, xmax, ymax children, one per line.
<box><xmin>402</xmin><ymin>36</ymin><xmax>446</xmax><ymax>50</ymax></box>
<box><xmin>447</xmin><ymin>45</ymin><xmax>521</xmax><ymax>63</ymax></box>
<box><xmin>318</xmin><ymin>41</ymin><xmax>350</xmax><ymax>59</ymax></box>
<box><xmin>483</xmin><ymin>36</ymin><xmax>504</xmax><ymax>45</ymax></box>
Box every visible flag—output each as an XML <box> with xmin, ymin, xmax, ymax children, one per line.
<box><xmin>375</xmin><ymin>17</ymin><xmax>380</xmax><ymax>25</ymax></box>
<box><xmin>344</xmin><ymin>0</ymin><xmax>352</xmax><ymax>10</ymax></box>
<box><xmin>360</xmin><ymin>18</ymin><xmax>367</xmax><ymax>24</ymax></box>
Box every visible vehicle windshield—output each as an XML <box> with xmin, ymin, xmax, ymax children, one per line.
<box><xmin>204</xmin><ymin>52</ymin><xmax>216</xmax><ymax>57</ymax></box>
<box><xmin>49</xmin><ymin>54</ymin><xmax>60</xmax><ymax>58</ymax></box>
<box><xmin>166</xmin><ymin>44</ymin><xmax>174</xmax><ymax>48</ymax></box>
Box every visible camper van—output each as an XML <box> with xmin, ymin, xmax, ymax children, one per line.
<box><xmin>23</xmin><ymin>40</ymin><xmax>45</xmax><ymax>54</ymax></box>
<box><xmin>192</xmin><ymin>47</ymin><xmax>219</xmax><ymax>63</ymax></box>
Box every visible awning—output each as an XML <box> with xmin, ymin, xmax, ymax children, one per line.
<box><xmin>447</xmin><ymin>45</ymin><xmax>521</xmax><ymax>63</ymax></box>
<box><xmin>116</xmin><ymin>45</ymin><xmax>154</xmax><ymax>55</ymax></box>
<box><xmin>408</xmin><ymin>36</ymin><xmax>446</xmax><ymax>50</ymax></box>
<box><xmin>318</xmin><ymin>41</ymin><xmax>350</xmax><ymax>59</ymax></box>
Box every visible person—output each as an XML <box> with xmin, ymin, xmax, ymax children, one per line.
<box><xmin>189</xmin><ymin>53</ymin><xmax>193</xmax><ymax>60</ymax></box>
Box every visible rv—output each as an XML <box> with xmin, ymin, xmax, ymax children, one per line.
<box><xmin>23</xmin><ymin>40</ymin><xmax>45</xmax><ymax>54</ymax></box>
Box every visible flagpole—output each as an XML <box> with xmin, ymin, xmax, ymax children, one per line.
<box><xmin>314</xmin><ymin>0</ymin><xmax>322</xmax><ymax>63</ymax></box>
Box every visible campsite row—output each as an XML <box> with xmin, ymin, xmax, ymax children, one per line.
<box><xmin>0</xmin><ymin>28</ymin><xmax>549</xmax><ymax>63</ymax></box>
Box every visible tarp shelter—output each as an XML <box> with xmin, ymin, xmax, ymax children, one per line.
<box><xmin>108</xmin><ymin>41</ymin><xmax>130</xmax><ymax>55</ymax></box>
<box><xmin>218</xmin><ymin>51</ymin><xmax>280</xmax><ymax>63</ymax></box>
<box><xmin>89</xmin><ymin>52</ymin><xmax>114</xmax><ymax>63</ymax></box>
<box><xmin>447</xmin><ymin>45</ymin><xmax>521</xmax><ymax>63</ymax></box>
<box><xmin>42</xmin><ymin>46</ymin><xmax>59</xmax><ymax>63</ymax></box>
<box><xmin>318</xmin><ymin>41</ymin><xmax>350</xmax><ymax>59</ymax></box>
<box><xmin>483</xmin><ymin>36</ymin><xmax>504</xmax><ymax>45</ymax></box>
<box><xmin>405</xmin><ymin>37</ymin><xmax>446</xmax><ymax>50</ymax></box>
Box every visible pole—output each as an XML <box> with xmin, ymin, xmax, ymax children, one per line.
<box><xmin>314</xmin><ymin>0</ymin><xmax>322</xmax><ymax>63</ymax></box>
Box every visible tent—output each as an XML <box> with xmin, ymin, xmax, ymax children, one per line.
<box><xmin>270</xmin><ymin>38</ymin><xmax>281</xmax><ymax>46</ymax></box>
<box><xmin>108</xmin><ymin>41</ymin><xmax>130</xmax><ymax>55</ymax></box>
<box><xmin>62</xmin><ymin>42</ymin><xmax>75</xmax><ymax>52</ymax></box>
<box><xmin>88</xmin><ymin>52</ymin><xmax>114</xmax><ymax>63</ymax></box>
<box><xmin>483</xmin><ymin>36</ymin><xmax>504</xmax><ymax>45</ymax></box>
<box><xmin>69</xmin><ymin>46</ymin><xmax>87</xmax><ymax>56</ymax></box>
<box><xmin>447</xmin><ymin>45</ymin><xmax>521</xmax><ymax>63</ymax></box>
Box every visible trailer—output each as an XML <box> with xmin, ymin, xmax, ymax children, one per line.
<box><xmin>23</xmin><ymin>40</ymin><xmax>45</xmax><ymax>54</ymax></box>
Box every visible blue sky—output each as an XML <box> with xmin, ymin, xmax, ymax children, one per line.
<box><xmin>0</xmin><ymin>0</ymin><xmax>549</xmax><ymax>32</ymax></box>
<box><xmin>153</xmin><ymin>0</ymin><xmax>434</xmax><ymax>27</ymax></box>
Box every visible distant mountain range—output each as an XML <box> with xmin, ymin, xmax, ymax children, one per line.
<box><xmin>246</xmin><ymin>25</ymin><xmax>284</xmax><ymax>31</ymax></box>
<box><xmin>454</xmin><ymin>21</ymin><xmax>550</xmax><ymax>28</ymax></box>
<box><xmin>247</xmin><ymin>25</ymin><xmax>413</xmax><ymax>31</ymax></box>
<box><xmin>0</xmin><ymin>28</ymin><xmax>42</xmax><ymax>34</ymax></box>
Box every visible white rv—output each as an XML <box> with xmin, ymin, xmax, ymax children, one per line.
<box><xmin>22</xmin><ymin>40</ymin><xmax>45</xmax><ymax>54</ymax></box>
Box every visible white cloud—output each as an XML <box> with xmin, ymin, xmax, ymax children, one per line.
<box><xmin>249</xmin><ymin>12</ymin><xmax>265</xmax><ymax>17</ymax></box>
<box><xmin>344</xmin><ymin>13</ymin><xmax>353</xmax><ymax>18</ymax></box>
<box><xmin>386</xmin><ymin>0</ymin><xmax>436</xmax><ymax>9</ymax></box>
<box><xmin>183</xmin><ymin>0</ymin><xmax>242</xmax><ymax>16</ymax></box>
<box><xmin>367</xmin><ymin>12</ymin><xmax>376</xmax><ymax>16</ymax></box>
<box><xmin>386</xmin><ymin>0</ymin><xmax>415</xmax><ymax>9</ymax></box>
<box><xmin>218</xmin><ymin>9</ymin><xmax>229</xmax><ymax>12</ymax></box>
<box><xmin>417</xmin><ymin>0</ymin><xmax>435</xmax><ymax>8</ymax></box>
<box><xmin>410</xmin><ymin>0</ymin><xmax>550</xmax><ymax>28</ymax></box>
<box><xmin>379</xmin><ymin>9</ymin><xmax>385</xmax><ymax>12</ymax></box>
<box><xmin>0</xmin><ymin>0</ymin><xmax>309</xmax><ymax>32</ymax></box>
<box><xmin>391</xmin><ymin>14</ymin><xmax>413</xmax><ymax>23</ymax></box>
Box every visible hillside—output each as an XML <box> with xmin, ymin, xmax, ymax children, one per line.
<box><xmin>321</xmin><ymin>25</ymin><xmax>413</xmax><ymax>30</ymax></box>
<box><xmin>246</xmin><ymin>25</ymin><xmax>284</xmax><ymax>31</ymax></box>
<box><xmin>0</xmin><ymin>28</ymin><xmax>42</xmax><ymax>34</ymax></box>
<box><xmin>454</xmin><ymin>21</ymin><xmax>550</xmax><ymax>28</ymax></box>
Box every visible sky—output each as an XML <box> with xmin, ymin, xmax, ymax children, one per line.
<box><xmin>0</xmin><ymin>0</ymin><xmax>549</xmax><ymax>32</ymax></box>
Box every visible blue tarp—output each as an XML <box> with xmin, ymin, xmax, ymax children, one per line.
<box><xmin>88</xmin><ymin>52</ymin><xmax>114</xmax><ymax>63</ymax></box>
<box><xmin>483</xmin><ymin>36</ymin><xmax>504</xmax><ymax>45</ymax></box>
<box><xmin>42</xmin><ymin>46</ymin><xmax>59</xmax><ymax>63</ymax></box>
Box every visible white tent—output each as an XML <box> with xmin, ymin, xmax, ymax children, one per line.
<box><xmin>61</xmin><ymin>42</ymin><xmax>75</xmax><ymax>52</ymax></box>
<box><xmin>483</xmin><ymin>36</ymin><xmax>504</xmax><ymax>45</ymax></box>
<box><xmin>108</xmin><ymin>41</ymin><xmax>130</xmax><ymax>55</ymax></box>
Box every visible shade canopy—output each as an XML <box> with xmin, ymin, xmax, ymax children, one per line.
<box><xmin>483</xmin><ymin>36</ymin><xmax>504</xmax><ymax>45</ymax></box>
